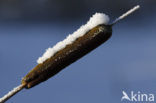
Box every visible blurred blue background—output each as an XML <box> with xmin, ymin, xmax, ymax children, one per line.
<box><xmin>0</xmin><ymin>0</ymin><xmax>156</xmax><ymax>103</ymax></box>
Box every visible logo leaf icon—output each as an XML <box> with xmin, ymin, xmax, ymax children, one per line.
<box><xmin>121</xmin><ymin>91</ymin><xmax>131</xmax><ymax>101</ymax></box>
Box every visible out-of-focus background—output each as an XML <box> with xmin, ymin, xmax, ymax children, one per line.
<box><xmin>0</xmin><ymin>0</ymin><xmax>156</xmax><ymax>103</ymax></box>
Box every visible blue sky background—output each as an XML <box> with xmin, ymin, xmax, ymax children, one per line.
<box><xmin>0</xmin><ymin>0</ymin><xmax>156</xmax><ymax>103</ymax></box>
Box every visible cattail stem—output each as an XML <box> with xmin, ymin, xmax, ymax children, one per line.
<box><xmin>0</xmin><ymin>84</ymin><xmax>25</xmax><ymax>103</ymax></box>
<box><xmin>112</xmin><ymin>5</ymin><xmax>140</xmax><ymax>25</ymax></box>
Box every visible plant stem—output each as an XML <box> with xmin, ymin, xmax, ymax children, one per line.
<box><xmin>0</xmin><ymin>84</ymin><xmax>25</xmax><ymax>103</ymax></box>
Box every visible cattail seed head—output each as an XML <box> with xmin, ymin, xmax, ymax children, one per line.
<box><xmin>22</xmin><ymin>24</ymin><xmax>112</xmax><ymax>88</ymax></box>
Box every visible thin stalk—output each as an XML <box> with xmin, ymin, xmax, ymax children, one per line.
<box><xmin>0</xmin><ymin>84</ymin><xmax>25</xmax><ymax>103</ymax></box>
<box><xmin>112</xmin><ymin>5</ymin><xmax>140</xmax><ymax>25</ymax></box>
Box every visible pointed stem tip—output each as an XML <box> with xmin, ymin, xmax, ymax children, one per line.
<box><xmin>112</xmin><ymin>5</ymin><xmax>140</xmax><ymax>25</ymax></box>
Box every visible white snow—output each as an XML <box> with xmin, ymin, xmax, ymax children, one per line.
<box><xmin>37</xmin><ymin>13</ymin><xmax>110</xmax><ymax>64</ymax></box>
